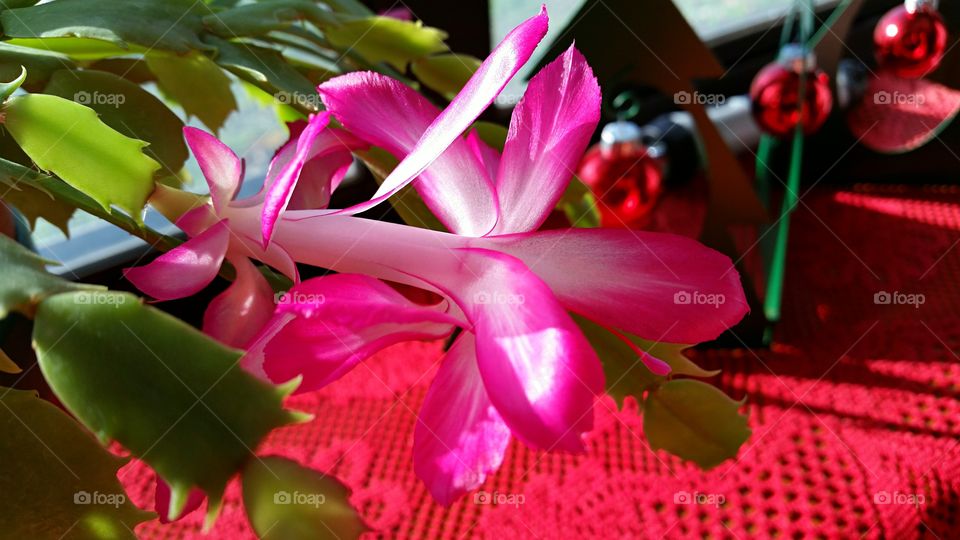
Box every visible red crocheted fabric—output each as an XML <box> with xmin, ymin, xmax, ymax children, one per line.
<box><xmin>123</xmin><ymin>185</ymin><xmax>960</xmax><ymax>539</ymax></box>
<box><xmin>847</xmin><ymin>72</ymin><xmax>960</xmax><ymax>154</ymax></box>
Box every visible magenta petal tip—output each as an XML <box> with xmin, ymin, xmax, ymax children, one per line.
<box><xmin>641</xmin><ymin>352</ymin><xmax>673</xmax><ymax>376</ymax></box>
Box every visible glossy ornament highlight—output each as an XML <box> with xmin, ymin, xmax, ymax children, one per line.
<box><xmin>874</xmin><ymin>0</ymin><xmax>948</xmax><ymax>79</ymax></box>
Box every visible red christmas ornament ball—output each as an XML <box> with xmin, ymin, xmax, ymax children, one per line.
<box><xmin>874</xmin><ymin>2</ymin><xmax>948</xmax><ymax>79</ymax></box>
<box><xmin>750</xmin><ymin>46</ymin><xmax>833</xmax><ymax>137</ymax></box>
<box><xmin>577</xmin><ymin>122</ymin><xmax>665</xmax><ymax>229</ymax></box>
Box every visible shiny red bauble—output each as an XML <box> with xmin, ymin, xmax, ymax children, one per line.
<box><xmin>750</xmin><ymin>46</ymin><xmax>834</xmax><ymax>137</ymax></box>
<box><xmin>874</xmin><ymin>1</ymin><xmax>948</xmax><ymax>79</ymax></box>
<box><xmin>577</xmin><ymin>123</ymin><xmax>665</xmax><ymax>229</ymax></box>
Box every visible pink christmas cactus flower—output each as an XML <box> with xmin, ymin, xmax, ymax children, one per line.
<box><xmin>124</xmin><ymin>112</ymin><xmax>366</xmax><ymax>348</ymax></box>
<box><xmin>125</xmin><ymin>6</ymin><xmax>748</xmax><ymax>507</ymax></box>
<box><xmin>257</xmin><ymin>9</ymin><xmax>743</xmax><ymax>503</ymax></box>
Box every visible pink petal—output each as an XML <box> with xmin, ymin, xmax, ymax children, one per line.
<box><xmin>260</xmin><ymin>112</ymin><xmax>331</xmax><ymax>248</ymax></box>
<box><xmin>493</xmin><ymin>45</ymin><xmax>601</xmax><ymax>234</ymax></box>
<box><xmin>248</xmin><ymin>208</ymin><xmax>464</xmax><ymax>288</ymax></box>
<box><xmin>183</xmin><ymin>127</ymin><xmax>242</xmax><ymax>213</ymax></box>
<box><xmin>240</xmin><ymin>312</ymin><xmax>294</xmax><ymax>382</ymax></box>
<box><xmin>175</xmin><ymin>205</ymin><xmax>219</xmax><ymax>237</ymax></box>
<box><xmin>256</xmin><ymin>124</ymin><xmax>364</xmax><ymax>210</ymax></box>
<box><xmin>414</xmin><ymin>333</ymin><xmax>512</xmax><ymax>505</ymax></box>
<box><xmin>202</xmin><ymin>256</ymin><xmax>276</xmax><ymax>349</ymax></box>
<box><xmin>124</xmin><ymin>220</ymin><xmax>231</xmax><ymax>301</ymax></box>
<box><xmin>466</xmin><ymin>130</ymin><xmax>501</xmax><ymax>186</ymax></box>
<box><xmin>642</xmin><ymin>352</ymin><xmax>672</xmax><ymax>375</ymax></box>
<box><xmin>287</xmin><ymin>150</ymin><xmax>354</xmax><ymax>211</ymax></box>
<box><xmin>486</xmin><ymin>229</ymin><xmax>749</xmax><ymax>344</ymax></box>
<box><xmin>424</xmin><ymin>248</ymin><xmax>604</xmax><ymax>452</ymax></box>
<box><xmin>236</xmin><ymin>205</ymin><xmax>743</xmax><ymax>344</ymax></box>
<box><xmin>259</xmin><ymin>274</ymin><xmax>459</xmax><ymax>393</ymax></box>
<box><xmin>318</xmin><ymin>6</ymin><xmax>549</xmax><ymax>221</ymax></box>
<box><xmin>228</xmin><ymin>227</ymin><xmax>300</xmax><ymax>284</ymax></box>
<box><xmin>318</xmin><ymin>72</ymin><xmax>497</xmax><ymax>236</ymax></box>
<box><xmin>155</xmin><ymin>475</ymin><xmax>204</xmax><ymax>523</ymax></box>
<box><xmin>604</xmin><ymin>324</ymin><xmax>672</xmax><ymax>375</ymax></box>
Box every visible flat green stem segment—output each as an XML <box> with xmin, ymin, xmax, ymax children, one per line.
<box><xmin>146</xmin><ymin>52</ymin><xmax>237</xmax><ymax>134</ymax></box>
<box><xmin>0</xmin><ymin>157</ymin><xmax>180</xmax><ymax>251</ymax></box>
<box><xmin>324</xmin><ymin>16</ymin><xmax>447</xmax><ymax>71</ymax></box>
<box><xmin>0</xmin><ymin>0</ymin><xmax>208</xmax><ymax>53</ymax></box>
<box><xmin>43</xmin><ymin>68</ymin><xmax>189</xmax><ymax>176</ymax></box>
<box><xmin>243</xmin><ymin>456</ymin><xmax>368</xmax><ymax>540</ymax></box>
<box><xmin>3</xmin><ymin>94</ymin><xmax>160</xmax><ymax>221</ymax></box>
<box><xmin>0</xmin><ymin>388</ymin><xmax>154</xmax><ymax>539</ymax></box>
<box><xmin>0</xmin><ymin>233</ymin><xmax>100</xmax><ymax>319</ymax></box>
<box><xmin>0</xmin><ymin>65</ymin><xmax>25</xmax><ymax>101</ymax></box>
<box><xmin>643</xmin><ymin>379</ymin><xmax>751</xmax><ymax>469</ymax></box>
<box><xmin>575</xmin><ymin>315</ymin><xmax>719</xmax><ymax>409</ymax></box>
<box><xmin>33</xmin><ymin>291</ymin><xmax>307</xmax><ymax>524</ymax></box>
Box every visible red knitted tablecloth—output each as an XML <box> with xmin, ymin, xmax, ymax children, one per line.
<box><xmin>124</xmin><ymin>185</ymin><xmax>960</xmax><ymax>539</ymax></box>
